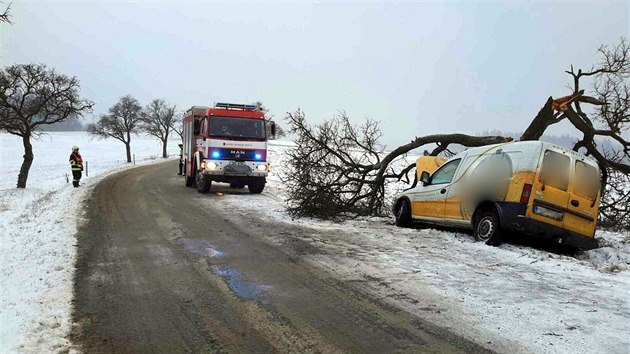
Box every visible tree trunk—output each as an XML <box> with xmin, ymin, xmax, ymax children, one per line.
<box><xmin>162</xmin><ymin>135</ymin><xmax>168</xmax><ymax>159</ymax></box>
<box><xmin>125</xmin><ymin>142</ymin><xmax>132</xmax><ymax>163</ymax></box>
<box><xmin>17</xmin><ymin>133</ymin><xmax>34</xmax><ymax>188</ymax></box>
<box><xmin>520</xmin><ymin>97</ymin><xmax>554</xmax><ymax>141</ymax></box>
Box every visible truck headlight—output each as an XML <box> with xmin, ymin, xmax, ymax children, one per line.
<box><xmin>256</xmin><ymin>164</ymin><xmax>267</xmax><ymax>171</ymax></box>
<box><xmin>206</xmin><ymin>162</ymin><xmax>218</xmax><ymax>170</ymax></box>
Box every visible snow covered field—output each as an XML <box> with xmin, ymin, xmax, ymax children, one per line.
<box><xmin>1</xmin><ymin>132</ymin><xmax>628</xmax><ymax>353</ymax></box>
<box><xmin>0</xmin><ymin>132</ymin><xmax>180</xmax><ymax>353</ymax></box>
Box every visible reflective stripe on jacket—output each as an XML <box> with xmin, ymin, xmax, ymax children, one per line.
<box><xmin>70</xmin><ymin>152</ymin><xmax>83</xmax><ymax>171</ymax></box>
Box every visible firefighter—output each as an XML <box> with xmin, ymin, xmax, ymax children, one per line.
<box><xmin>178</xmin><ymin>143</ymin><xmax>184</xmax><ymax>175</ymax></box>
<box><xmin>69</xmin><ymin>145</ymin><xmax>83</xmax><ymax>187</ymax></box>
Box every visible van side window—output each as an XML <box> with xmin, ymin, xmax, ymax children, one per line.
<box><xmin>430</xmin><ymin>159</ymin><xmax>461</xmax><ymax>185</ymax></box>
<box><xmin>574</xmin><ymin>161</ymin><xmax>600</xmax><ymax>200</ymax></box>
<box><xmin>540</xmin><ymin>150</ymin><xmax>570</xmax><ymax>191</ymax></box>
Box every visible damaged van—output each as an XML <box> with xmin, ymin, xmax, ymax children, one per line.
<box><xmin>393</xmin><ymin>141</ymin><xmax>601</xmax><ymax>250</ymax></box>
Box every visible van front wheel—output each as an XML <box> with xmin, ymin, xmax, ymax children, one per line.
<box><xmin>395</xmin><ymin>200</ymin><xmax>412</xmax><ymax>228</ymax></box>
<box><xmin>474</xmin><ymin>211</ymin><xmax>502</xmax><ymax>245</ymax></box>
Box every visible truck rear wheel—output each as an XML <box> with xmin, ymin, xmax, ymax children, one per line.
<box><xmin>184</xmin><ymin>161</ymin><xmax>194</xmax><ymax>187</ymax></box>
<box><xmin>196</xmin><ymin>171</ymin><xmax>211</xmax><ymax>193</ymax></box>
<box><xmin>248</xmin><ymin>178</ymin><xmax>265</xmax><ymax>194</ymax></box>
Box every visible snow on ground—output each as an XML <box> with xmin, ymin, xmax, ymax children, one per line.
<box><xmin>1</xmin><ymin>134</ymin><xmax>628</xmax><ymax>353</ymax></box>
<box><xmin>209</xmin><ymin>142</ymin><xmax>630</xmax><ymax>354</ymax></box>
<box><xmin>0</xmin><ymin>132</ymin><xmax>180</xmax><ymax>353</ymax></box>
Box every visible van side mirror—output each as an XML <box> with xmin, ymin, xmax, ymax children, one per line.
<box><xmin>270</xmin><ymin>122</ymin><xmax>276</xmax><ymax>139</ymax></box>
<box><xmin>420</xmin><ymin>171</ymin><xmax>430</xmax><ymax>186</ymax></box>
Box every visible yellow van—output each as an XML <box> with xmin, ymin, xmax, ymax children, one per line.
<box><xmin>393</xmin><ymin>141</ymin><xmax>601</xmax><ymax>249</ymax></box>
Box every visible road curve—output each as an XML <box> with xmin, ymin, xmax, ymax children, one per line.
<box><xmin>71</xmin><ymin>161</ymin><xmax>492</xmax><ymax>353</ymax></box>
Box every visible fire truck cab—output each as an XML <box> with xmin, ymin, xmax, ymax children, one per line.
<box><xmin>182</xmin><ymin>103</ymin><xmax>275</xmax><ymax>194</ymax></box>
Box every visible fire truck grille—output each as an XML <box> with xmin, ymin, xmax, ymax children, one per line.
<box><xmin>224</xmin><ymin>164</ymin><xmax>252</xmax><ymax>175</ymax></box>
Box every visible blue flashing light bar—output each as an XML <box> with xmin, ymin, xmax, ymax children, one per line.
<box><xmin>254</xmin><ymin>153</ymin><xmax>262</xmax><ymax>160</ymax></box>
<box><xmin>215</xmin><ymin>102</ymin><xmax>257</xmax><ymax>110</ymax></box>
<box><xmin>212</xmin><ymin>151</ymin><xmax>220</xmax><ymax>159</ymax></box>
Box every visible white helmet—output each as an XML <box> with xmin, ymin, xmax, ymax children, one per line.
<box><xmin>72</xmin><ymin>145</ymin><xmax>79</xmax><ymax>150</ymax></box>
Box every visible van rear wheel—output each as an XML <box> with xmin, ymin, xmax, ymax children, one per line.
<box><xmin>474</xmin><ymin>211</ymin><xmax>502</xmax><ymax>245</ymax></box>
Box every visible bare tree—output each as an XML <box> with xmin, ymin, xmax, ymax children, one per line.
<box><xmin>1</xmin><ymin>2</ymin><xmax>11</xmax><ymax>24</ymax></box>
<box><xmin>172</xmin><ymin>111</ymin><xmax>184</xmax><ymax>143</ymax></box>
<box><xmin>521</xmin><ymin>38</ymin><xmax>629</xmax><ymax>227</ymax></box>
<box><xmin>253</xmin><ymin>101</ymin><xmax>287</xmax><ymax>139</ymax></box>
<box><xmin>283</xmin><ymin>110</ymin><xmax>510</xmax><ymax>219</ymax></box>
<box><xmin>0</xmin><ymin>63</ymin><xmax>93</xmax><ymax>188</ymax></box>
<box><xmin>141</xmin><ymin>99</ymin><xmax>176</xmax><ymax>158</ymax></box>
<box><xmin>87</xmin><ymin>95</ymin><xmax>142</xmax><ymax>163</ymax></box>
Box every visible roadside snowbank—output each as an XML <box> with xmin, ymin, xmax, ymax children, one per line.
<box><xmin>0</xmin><ymin>132</ymin><xmax>179</xmax><ymax>353</ymax></box>
<box><xmin>578</xmin><ymin>231</ymin><xmax>630</xmax><ymax>273</ymax></box>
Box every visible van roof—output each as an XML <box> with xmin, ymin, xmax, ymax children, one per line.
<box><xmin>455</xmin><ymin>140</ymin><xmax>598</xmax><ymax>165</ymax></box>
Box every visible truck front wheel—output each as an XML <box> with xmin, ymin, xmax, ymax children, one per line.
<box><xmin>196</xmin><ymin>171</ymin><xmax>211</xmax><ymax>193</ymax></box>
<box><xmin>248</xmin><ymin>178</ymin><xmax>265</xmax><ymax>194</ymax></box>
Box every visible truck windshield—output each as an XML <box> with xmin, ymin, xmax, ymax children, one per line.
<box><xmin>208</xmin><ymin>116</ymin><xmax>265</xmax><ymax>140</ymax></box>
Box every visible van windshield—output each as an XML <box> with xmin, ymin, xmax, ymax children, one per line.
<box><xmin>208</xmin><ymin>116</ymin><xmax>265</xmax><ymax>140</ymax></box>
<box><xmin>574</xmin><ymin>161</ymin><xmax>600</xmax><ymax>200</ymax></box>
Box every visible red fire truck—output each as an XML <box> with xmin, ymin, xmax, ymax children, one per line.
<box><xmin>182</xmin><ymin>103</ymin><xmax>275</xmax><ymax>194</ymax></box>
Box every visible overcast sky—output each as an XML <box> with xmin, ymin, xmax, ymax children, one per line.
<box><xmin>1</xmin><ymin>1</ymin><xmax>628</xmax><ymax>147</ymax></box>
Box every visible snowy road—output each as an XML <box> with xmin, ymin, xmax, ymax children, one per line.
<box><xmin>71</xmin><ymin>161</ymin><xmax>489</xmax><ymax>353</ymax></box>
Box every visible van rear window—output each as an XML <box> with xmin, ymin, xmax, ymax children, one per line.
<box><xmin>574</xmin><ymin>161</ymin><xmax>600</xmax><ymax>200</ymax></box>
<box><xmin>540</xmin><ymin>150</ymin><xmax>570</xmax><ymax>191</ymax></box>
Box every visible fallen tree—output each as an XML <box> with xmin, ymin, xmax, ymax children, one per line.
<box><xmin>283</xmin><ymin>110</ymin><xmax>510</xmax><ymax>219</ymax></box>
<box><xmin>284</xmin><ymin>38</ymin><xmax>629</xmax><ymax>228</ymax></box>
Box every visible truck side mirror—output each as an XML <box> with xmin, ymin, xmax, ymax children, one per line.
<box><xmin>270</xmin><ymin>122</ymin><xmax>276</xmax><ymax>139</ymax></box>
<box><xmin>420</xmin><ymin>171</ymin><xmax>430</xmax><ymax>186</ymax></box>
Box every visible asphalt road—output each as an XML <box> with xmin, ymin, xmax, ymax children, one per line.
<box><xmin>71</xmin><ymin>161</ymin><xmax>493</xmax><ymax>354</ymax></box>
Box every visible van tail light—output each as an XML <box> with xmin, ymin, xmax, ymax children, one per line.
<box><xmin>520</xmin><ymin>183</ymin><xmax>533</xmax><ymax>204</ymax></box>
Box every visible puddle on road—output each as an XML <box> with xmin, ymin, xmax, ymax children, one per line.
<box><xmin>177</xmin><ymin>238</ymin><xmax>270</xmax><ymax>301</ymax></box>
<box><xmin>177</xmin><ymin>238</ymin><xmax>224</xmax><ymax>258</ymax></box>
<box><xmin>211</xmin><ymin>265</ymin><xmax>272</xmax><ymax>301</ymax></box>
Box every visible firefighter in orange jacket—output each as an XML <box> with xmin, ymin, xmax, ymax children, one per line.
<box><xmin>69</xmin><ymin>145</ymin><xmax>83</xmax><ymax>187</ymax></box>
